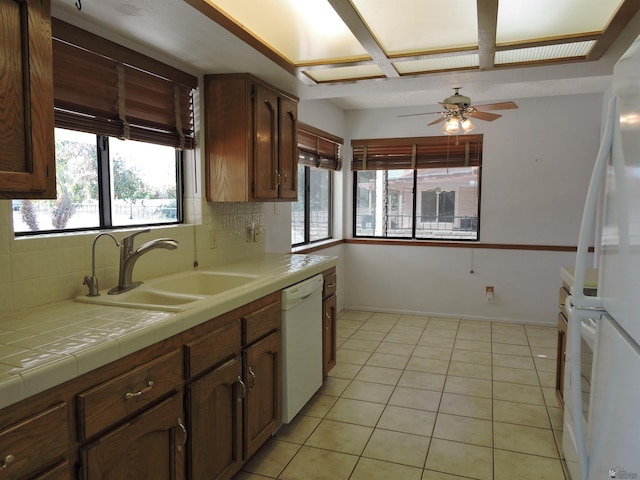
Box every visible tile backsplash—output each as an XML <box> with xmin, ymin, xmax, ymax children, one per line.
<box><xmin>0</xmin><ymin>196</ymin><xmax>265</xmax><ymax>315</ymax></box>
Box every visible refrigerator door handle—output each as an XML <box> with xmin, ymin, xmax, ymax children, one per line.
<box><xmin>572</xmin><ymin>96</ymin><xmax>619</xmax><ymax>309</ymax></box>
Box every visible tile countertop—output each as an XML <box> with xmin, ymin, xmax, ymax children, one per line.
<box><xmin>0</xmin><ymin>253</ymin><xmax>337</xmax><ymax>410</ymax></box>
<box><xmin>560</xmin><ymin>267</ymin><xmax>599</xmax><ymax>290</ymax></box>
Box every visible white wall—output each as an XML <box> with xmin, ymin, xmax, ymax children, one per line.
<box><xmin>339</xmin><ymin>93</ymin><xmax>604</xmax><ymax>325</ymax></box>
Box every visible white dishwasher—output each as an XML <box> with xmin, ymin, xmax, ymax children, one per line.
<box><xmin>281</xmin><ymin>274</ymin><xmax>324</xmax><ymax>423</ymax></box>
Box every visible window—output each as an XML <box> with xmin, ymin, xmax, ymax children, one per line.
<box><xmin>292</xmin><ymin>124</ymin><xmax>342</xmax><ymax>247</ymax></box>
<box><xmin>13</xmin><ymin>129</ymin><xmax>182</xmax><ymax>234</ymax></box>
<box><xmin>352</xmin><ymin>135</ymin><xmax>482</xmax><ymax>240</ymax></box>
<box><xmin>13</xmin><ymin>20</ymin><xmax>197</xmax><ymax>236</ymax></box>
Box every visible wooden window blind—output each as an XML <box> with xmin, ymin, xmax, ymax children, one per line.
<box><xmin>51</xmin><ymin>19</ymin><xmax>198</xmax><ymax>149</ymax></box>
<box><xmin>351</xmin><ymin>134</ymin><xmax>483</xmax><ymax>171</ymax></box>
<box><xmin>298</xmin><ymin>123</ymin><xmax>343</xmax><ymax>170</ymax></box>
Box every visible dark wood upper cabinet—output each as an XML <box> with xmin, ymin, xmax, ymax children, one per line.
<box><xmin>0</xmin><ymin>0</ymin><xmax>56</xmax><ymax>199</ymax></box>
<box><xmin>204</xmin><ymin>73</ymin><xmax>298</xmax><ymax>202</ymax></box>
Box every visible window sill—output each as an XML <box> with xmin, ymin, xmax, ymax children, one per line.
<box><xmin>293</xmin><ymin>239</ymin><xmax>344</xmax><ymax>254</ymax></box>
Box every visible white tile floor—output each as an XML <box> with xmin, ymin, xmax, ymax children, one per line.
<box><xmin>234</xmin><ymin>310</ymin><xmax>567</xmax><ymax>480</ymax></box>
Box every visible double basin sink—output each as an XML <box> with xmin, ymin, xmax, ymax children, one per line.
<box><xmin>76</xmin><ymin>270</ymin><xmax>265</xmax><ymax>311</ymax></box>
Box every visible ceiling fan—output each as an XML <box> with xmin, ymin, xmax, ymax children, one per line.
<box><xmin>400</xmin><ymin>88</ymin><xmax>518</xmax><ymax>134</ymax></box>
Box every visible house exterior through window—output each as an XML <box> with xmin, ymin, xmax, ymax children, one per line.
<box><xmin>352</xmin><ymin>135</ymin><xmax>482</xmax><ymax>241</ymax></box>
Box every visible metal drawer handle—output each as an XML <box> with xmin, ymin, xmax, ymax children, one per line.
<box><xmin>326</xmin><ymin>283</ymin><xmax>336</xmax><ymax>288</ymax></box>
<box><xmin>1</xmin><ymin>454</ymin><xmax>14</xmax><ymax>471</ymax></box>
<box><xmin>237</xmin><ymin>376</ymin><xmax>246</xmax><ymax>400</ymax></box>
<box><xmin>177</xmin><ymin>418</ymin><xmax>187</xmax><ymax>452</ymax></box>
<box><xmin>125</xmin><ymin>380</ymin><xmax>154</xmax><ymax>399</ymax></box>
<box><xmin>248</xmin><ymin>366</ymin><xmax>256</xmax><ymax>390</ymax></box>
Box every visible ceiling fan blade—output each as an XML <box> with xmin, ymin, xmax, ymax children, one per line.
<box><xmin>427</xmin><ymin>116</ymin><xmax>446</xmax><ymax>125</ymax></box>
<box><xmin>398</xmin><ymin>111</ymin><xmax>443</xmax><ymax>118</ymax></box>
<box><xmin>468</xmin><ymin>111</ymin><xmax>502</xmax><ymax>121</ymax></box>
<box><xmin>473</xmin><ymin>101</ymin><xmax>518</xmax><ymax>111</ymax></box>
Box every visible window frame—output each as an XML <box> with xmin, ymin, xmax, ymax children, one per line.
<box><xmin>352</xmin><ymin>135</ymin><xmax>483</xmax><ymax>242</ymax></box>
<box><xmin>292</xmin><ymin>123</ymin><xmax>342</xmax><ymax>248</ymax></box>
<box><xmin>293</xmin><ymin>165</ymin><xmax>333</xmax><ymax>247</ymax></box>
<box><xmin>13</xmin><ymin>131</ymin><xmax>184</xmax><ymax>237</ymax></box>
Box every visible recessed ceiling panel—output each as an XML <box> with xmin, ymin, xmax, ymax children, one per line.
<box><xmin>495</xmin><ymin>41</ymin><xmax>597</xmax><ymax>64</ymax></box>
<box><xmin>497</xmin><ymin>0</ymin><xmax>624</xmax><ymax>44</ymax></box>
<box><xmin>303</xmin><ymin>64</ymin><xmax>385</xmax><ymax>83</ymax></box>
<box><xmin>394</xmin><ymin>54</ymin><xmax>479</xmax><ymax>75</ymax></box>
<box><xmin>351</xmin><ymin>0</ymin><xmax>478</xmax><ymax>56</ymax></box>
<box><xmin>204</xmin><ymin>0</ymin><xmax>368</xmax><ymax>64</ymax></box>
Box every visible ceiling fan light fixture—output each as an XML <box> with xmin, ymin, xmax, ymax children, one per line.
<box><xmin>442</xmin><ymin>116</ymin><xmax>461</xmax><ymax>134</ymax></box>
<box><xmin>461</xmin><ymin>117</ymin><xmax>475</xmax><ymax>133</ymax></box>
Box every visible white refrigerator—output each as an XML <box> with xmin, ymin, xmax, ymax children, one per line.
<box><xmin>563</xmin><ymin>34</ymin><xmax>640</xmax><ymax>480</ymax></box>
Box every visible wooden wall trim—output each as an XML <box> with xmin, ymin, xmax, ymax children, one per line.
<box><xmin>296</xmin><ymin>238</ymin><xmax>594</xmax><ymax>253</ymax></box>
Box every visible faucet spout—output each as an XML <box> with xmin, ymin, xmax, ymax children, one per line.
<box><xmin>83</xmin><ymin>233</ymin><xmax>120</xmax><ymax>297</ymax></box>
<box><xmin>108</xmin><ymin>231</ymin><xmax>179</xmax><ymax>295</ymax></box>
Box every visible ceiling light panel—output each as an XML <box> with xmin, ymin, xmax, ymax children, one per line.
<box><xmin>394</xmin><ymin>54</ymin><xmax>479</xmax><ymax>75</ymax></box>
<box><xmin>351</xmin><ymin>0</ymin><xmax>478</xmax><ymax>56</ymax></box>
<box><xmin>495</xmin><ymin>41</ymin><xmax>597</xmax><ymax>64</ymax></box>
<box><xmin>204</xmin><ymin>0</ymin><xmax>368</xmax><ymax>64</ymax></box>
<box><xmin>496</xmin><ymin>0</ymin><xmax>624</xmax><ymax>44</ymax></box>
<box><xmin>303</xmin><ymin>64</ymin><xmax>385</xmax><ymax>83</ymax></box>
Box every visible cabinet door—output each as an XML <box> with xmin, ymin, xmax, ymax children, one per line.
<box><xmin>252</xmin><ymin>84</ymin><xmax>279</xmax><ymax>201</ymax></box>
<box><xmin>187</xmin><ymin>356</ymin><xmax>243</xmax><ymax>480</ymax></box>
<box><xmin>0</xmin><ymin>0</ymin><xmax>55</xmax><ymax>199</ymax></box>
<box><xmin>31</xmin><ymin>461</ymin><xmax>72</xmax><ymax>480</ymax></box>
<box><xmin>0</xmin><ymin>402</ymin><xmax>68</xmax><ymax>480</ymax></box>
<box><xmin>278</xmin><ymin>96</ymin><xmax>298</xmax><ymax>200</ymax></box>
<box><xmin>80</xmin><ymin>394</ymin><xmax>185</xmax><ymax>480</ymax></box>
<box><xmin>556</xmin><ymin>312</ymin><xmax>568</xmax><ymax>409</ymax></box>
<box><xmin>323</xmin><ymin>294</ymin><xmax>337</xmax><ymax>377</ymax></box>
<box><xmin>244</xmin><ymin>331</ymin><xmax>281</xmax><ymax>458</ymax></box>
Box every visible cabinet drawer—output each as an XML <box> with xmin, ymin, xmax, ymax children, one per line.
<box><xmin>559</xmin><ymin>287</ymin><xmax>569</xmax><ymax>317</ymax></box>
<box><xmin>243</xmin><ymin>300</ymin><xmax>281</xmax><ymax>345</ymax></box>
<box><xmin>0</xmin><ymin>403</ymin><xmax>68</xmax><ymax>480</ymax></box>
<box><xmin>77</xmin><ymin>349</ymin><xmax>182</xmax><ymax>440</ymax></box>
<box><xmin>185</xmin><ymin>319</ymin><xmax>242</xmax><ymax>378</ymax></box>
<box><xmin>323</xmin><ymin>272</ymin><xmax>337</xmax><ymax>299</ymax></box>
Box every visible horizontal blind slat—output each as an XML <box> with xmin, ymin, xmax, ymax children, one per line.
<box><xmin>52</xmin><ymin>28</ymin><xmax>196</xmax><ymax>149</ymax></box>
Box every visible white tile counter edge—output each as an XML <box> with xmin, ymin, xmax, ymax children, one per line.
<box><xmin>0</xmin><ymin>253</ymin><xmax>338</xmax><ymax>411</ymax></box>
<box><xmin>560</xmin><ymin>266</ymin><xmax>599</xmax><ymax>290</ymax></box>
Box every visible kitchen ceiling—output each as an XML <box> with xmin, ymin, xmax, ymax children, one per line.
<box><xmin>186</xmin><ymin>0</ymin><xmax>633</xmax><ymax>83</ymax></box>
<box><xmin>51</xmin><ymin>0</ymin><xmax>640</xmax><ymax>111</ymax></box>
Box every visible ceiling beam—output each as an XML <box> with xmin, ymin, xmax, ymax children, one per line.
<box><xmin>588</xmin><ymin>0</ymin><xmax>640</xmax><ymax>60</ymax></box>
<box><xmin>326</xmin><ymin>0</ymin><xmax>399</xmax><ymax>78</ymax></box>
<box><xmin>477</xmin><ymin>0</ymin><xmax>498</xmax><ymax>70</ymax></box>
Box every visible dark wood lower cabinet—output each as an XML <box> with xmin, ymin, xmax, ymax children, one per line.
<box><xmin>0</xmin><ymin>287</ymin><xmax>323</xmax><ymax>480</ymax></box>
<box><xmin>556</xmin><ymin>285</ymin><xmax>569</xmax><ymax>409</ymax></box>
<box><xmin>323</xmin><ymin>294</ymin><xmax>337</xmax><ymax>377</ymax></box>
<box><xmin>80</xmin><ymin>394</ymin><xmax>185</xmax><ymax>480</ymax></box>
<box><xmin>187</xmin><ymin>357</ymin><xmax>243</xmax><ymax>480</ymax></box>
<box><xmin>185</xmin><ymin>292</ymin><xmax>282</xmax><ymax>480</ymax></box>
<box><xmin>322</xmin><ymin>267</ymin><xmax>338</xmax><ymax>377</ymax></box>
<box><xmin>32</xmin><ymin>461</ymin><xmax>71</xmax><ymax>480</ymax></box>
<box><xmin>244</xmin><ymin>331</ymin><xmax>281</xmax><ymax>459</ymax></box>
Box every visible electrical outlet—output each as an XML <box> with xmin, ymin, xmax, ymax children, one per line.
<box><xmin>486</xmin><ymin>286</ymin><xmax>494</xmax><ymax>303</ymax></box>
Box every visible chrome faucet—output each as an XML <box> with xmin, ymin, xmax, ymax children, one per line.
<box><xmin>108</xmin><ymin>229</ymin><xmax>179</xmax><ymax>295</ymax></box>
<box><xmin>83</xmin><ymin>233</ymin><xmax>121</xmax><ymax>297</ymax></box>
